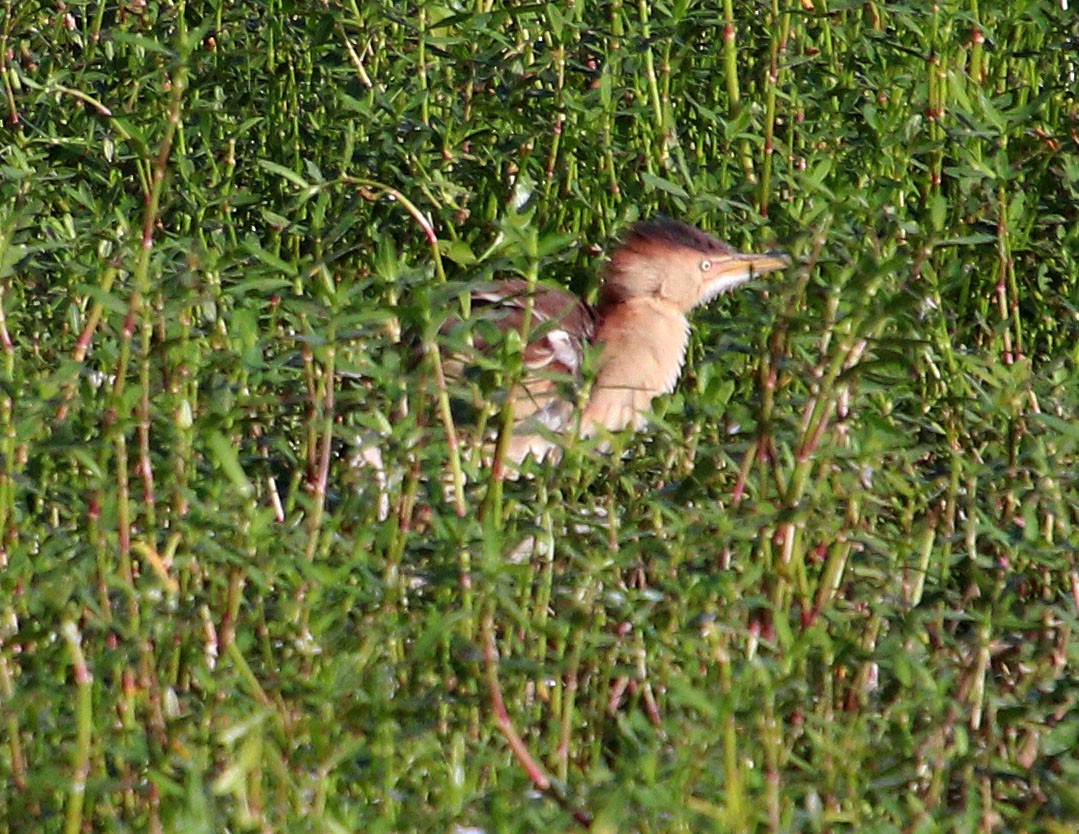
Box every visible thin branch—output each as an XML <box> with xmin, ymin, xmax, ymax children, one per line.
<box><xmin>481</xmin><ymin>608</ymin><xmax>593</xmax><ymax>828</ymax></box>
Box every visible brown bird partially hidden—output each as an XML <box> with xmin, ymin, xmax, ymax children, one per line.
<box><xmin>442</xmin><ymin>218</ymin><xmax>789</xmax><ymax>465</ymax></box>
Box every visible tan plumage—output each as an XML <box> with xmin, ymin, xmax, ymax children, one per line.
<box><xmin>441</xmin><ymin>280</ymin><xmax>595</xmax><ymax>463</ymax></box>
<box><xmin>443</xmin><ymin>218</ymin><xmax>789</xmax><ymax>464</ymax></box>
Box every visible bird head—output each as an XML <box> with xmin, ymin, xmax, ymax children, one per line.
<box><xmin>599</xmin><ymin>218</ymin><xmax>789</xmax><ymax>315</ymax></box>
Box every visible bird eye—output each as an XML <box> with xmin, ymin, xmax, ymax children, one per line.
<box><xmin>700</xmin><ymin>259</ymin><xmax>712</xmax><ymax>271</ymax></box>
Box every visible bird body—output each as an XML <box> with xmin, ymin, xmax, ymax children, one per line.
<box><xmin>443</xmin><ymin>218</ymin><xmax>788</xmax><ymax>465</ymax></box>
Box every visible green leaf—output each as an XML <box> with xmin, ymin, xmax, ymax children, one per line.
<box><xmin>257</xmin><ymin>160</ymin><xmax>310</xmax><ymax>191</ymax></box>
<box><xmin>110</xmin><ymin>31</ymin><xmax>176</xmax><ymax>56</ymax></box>
<box><xmin>241</xmin><ymin>238</ymin><xmax>299</xmax><ymax>277</ymax></box>
<box><xmin>208</xmin><ymin>432</ymin><xmax>254</xmax><ymax>499</ymax></box>
<box><xmin>936</xmin><ymin>233</ymin><xmax>997</xmax><ymax>247</ymax></box>
<box><xmin>640</xmin><ymin>171</ymin><xmax>690</xmax><ymax>199</ymax></box>
<box><xmin>0</xmin><ymin>243</ymin><xmax>27</xmax><ymax>279</ymax></box>
<box><xmin>930</xmin><ymin>192</ymin><xmax>947</xmax><ymax>233</ymax></box>
<box><xmin>1032</xmin><ymin>413</ymin><xmax>1079</xmax><ymax>444</ymax></box>
<box><xmin>440</xmin><ymin>239</ymin><xmax>477</xmax><ymax>266</ymax></box>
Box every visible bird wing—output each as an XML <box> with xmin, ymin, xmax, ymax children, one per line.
<box><xmin>440</xmin><ymin>279</ymin><xmax>595</xmax><ymax>462</ymax></box>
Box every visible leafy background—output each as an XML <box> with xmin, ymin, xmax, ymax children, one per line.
<box><xmin>1</xmin><ymin>0</ymin><xmax>1077</xmax><ymax>832</ymax></box>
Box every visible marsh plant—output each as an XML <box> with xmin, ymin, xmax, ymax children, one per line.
<box><xmin>1</xmin><ymin>1</ymin><xmax>1077</xmax><ymax>831</ymax></box>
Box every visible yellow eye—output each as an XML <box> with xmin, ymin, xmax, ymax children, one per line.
<box><xmin>700</xmin><ymin>259</ymin><xmax>712</xmax><ymax>271</ymax></box>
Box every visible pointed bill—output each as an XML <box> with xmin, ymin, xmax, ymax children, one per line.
<box><xmin>699</xmin><ymin>251</ymin><xmax>791</xmax><ymax>305</ymax></box>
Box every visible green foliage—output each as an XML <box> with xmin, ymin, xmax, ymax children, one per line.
<box><xmin>1</xmin><ymin>0</ymin><xmax>1077</xmax><ymax>832</ymax></box>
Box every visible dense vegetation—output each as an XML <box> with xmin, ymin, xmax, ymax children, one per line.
<box><xmin>1</xmin><ymin>0</ymin><xmax>1077</xmax><ymax>831</ymax></box>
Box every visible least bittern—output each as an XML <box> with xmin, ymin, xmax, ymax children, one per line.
<box><xmin>442</xmin><ymin>217</ymin><xmax>789</xmax><ymax>464</ymax></box>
